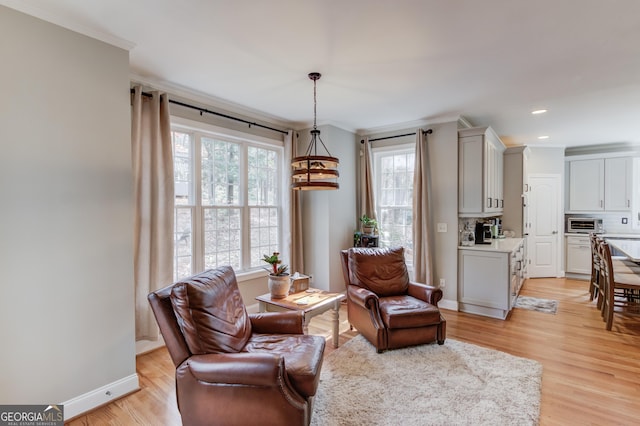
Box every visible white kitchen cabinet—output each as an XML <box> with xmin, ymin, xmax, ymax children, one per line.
<box><xmin>458</xmin><ymin>238</ymin><xmax>525</xmax><ymax>319</ymax></box>
<box><xmin>568</xmin><ymin>159</ymin><xmax>604</xmax><ymax>211</ymax></box>
<box><xmin>605</xmin><ymin>157</ymin><xmax>632</xmax><ymax>211</ymax></box>
<box><xmin>565</xmin><ymin>235</ymin><xmax>591</xmax><ymax>275</ymax></box>
<box><xmin>458</xmin><ymin>126</ymin><xmax>505</xmax><ymax>217</ymax></box>
<box><xmin>567</xmin><ymin>157</ymin><xmax>632</xmax><ymax>212</ymax></box>
<box><xmin>502</xmin><ymin>146</ymin><xmax>530</xmax><ymax>237</ymax></box>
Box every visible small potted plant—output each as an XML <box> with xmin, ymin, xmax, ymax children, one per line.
<box><xmin>262</xmin><ymin>252</ymin><xmax>290</xmax><ymax>298</ymax></box>
<box><xmin>360</xmin><ymin>215</ymin><xmax>378</xmax><ymax>235</ymax></box>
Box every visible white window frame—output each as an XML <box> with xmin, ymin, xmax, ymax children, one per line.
<box><xmin>171</xmin><ymin>116</ymin><xmax>287</xmax><ymax>281</ymax></box>
<box><xmin>372</xmin><ymin>143</ymin><xmax>415</xmax><ymax>269</ymax></box>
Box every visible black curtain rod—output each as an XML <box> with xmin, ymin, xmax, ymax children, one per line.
<box><xmin>360</xmin><ymin>128</ymin><xmax>433</xmax><ymax>143</ymax></box>
<box><xmin>131</xmin><ymin>89</ymin><xmax>289</xmax><ymax>135</ymax></box>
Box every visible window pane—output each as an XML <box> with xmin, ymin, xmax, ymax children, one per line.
<box><xmin>201</xmin><ymin>137</ymin><xmax>240</xmax><ymax>206</ymax></box>
<box><xmin>172</xmin><ymin>131</ymin><xmax>193</xmax><ymax>206</ymax></box>
<box><xmin>250</xmin><ymin>206</ymin><xmax>279</xmax><ymax>268</ymax></box>
<box><xmin>248</xmin><ymin>146</ymin><xmax>278</xmax><ymax>206</ymax></box>
<box><xmin>174</xmin><ymin>207</ymin><xmax>192</xmax><ymax>280</ymax></box>
<box><xmin>375</xmin><ymin>149</ymin><xmax>414</xmax><ymax>268</ymax></box>
<box><xmin>203</xmin><ymin>207</ymin><xmax>241</xmax><ymax>270</ymax></box>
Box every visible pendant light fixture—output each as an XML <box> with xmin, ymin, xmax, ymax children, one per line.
<box><xmin>291</xmin><ymin>72</ymin><xmax>339</xmax><ymax>190</ymax></box>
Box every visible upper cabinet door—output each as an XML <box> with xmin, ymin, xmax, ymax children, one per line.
<box><xmin>604</xmin><ymin>157</ymin><xmax>632</xmax><ymax>211</ymax></box>
<box><xmin>458</xmin><ymin>135</ymin><xmax>484</xmax><ymax>214</ymax></box>
<box><xmin>458</xmin><ymin>126</ymin><xmax>505</xmax><ymax>217</ymax></box>
<box><xmin>568</xmin><ymin>159</ymin><xmax>604</xmax><ymax>211</ymax></box>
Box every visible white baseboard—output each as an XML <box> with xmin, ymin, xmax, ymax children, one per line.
<box><xmin>62</xmin><ymin>374</ymin><xmax>140</xmax><ymax>421</ymax></box>
<box><xmin>439</xmin><ymin>298</ymin><xmax>458</xmax><ymax>312</ymax></box>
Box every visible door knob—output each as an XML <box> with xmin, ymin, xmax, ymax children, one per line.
<box><xmin>552</xmin><ymin>231</ymin><xmax>558</xmax><ymax>234</ymax></box>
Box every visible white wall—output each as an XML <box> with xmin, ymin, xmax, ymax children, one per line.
<box><xmin>0</xmin><ymin>6</ymin><xmax>136</xmax><ymax>416</ymax></box>
<box><xmin>301</xmin><ymin>125</ymin><xmax>357</xmax><ymax>293</ymax></box>
<box><xmin>528</xmin><ymin>146</ymin><xmax>565</xmax><ymax>175</ymax></box>
<box><xmin>427</xmin><ymin>122</ymin><xmax>460</xmax><ymax>307</ymax></box>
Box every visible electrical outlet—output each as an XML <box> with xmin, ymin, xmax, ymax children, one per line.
<box><xmin>622</xmin><ymin>217</ymin><xmax>628</xmax><ymax>224</ymax></box>
<box><xmin>437</xmin><ymin>223</ymin><xmax>447</xmax><ymax>232</ymax></box>
<box><xmin>439</xmin><ymin>278</ymin><xmax>446</xmax><ymax>288</ymax></box>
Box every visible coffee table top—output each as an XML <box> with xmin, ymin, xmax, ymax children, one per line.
<box><xmin>256</xmin><ymin>288</ymin><xmax>345</xmax><ymax>312</ymax></box>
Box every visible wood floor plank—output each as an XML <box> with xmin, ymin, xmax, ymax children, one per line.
<box><xmin>67</xmin><ymin>278</ymin><xmax>640</xmax><ymax>425</ymax></box>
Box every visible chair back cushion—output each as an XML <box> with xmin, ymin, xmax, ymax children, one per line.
<box><xmin>347</xmin><ymin>247</ymin><xmax>409</xmax><ymax>296</ymax></box>
<box><xmin>170</xmin><ymin>266</ymin><xmax>252</xmax><ymax>354</ymax></box>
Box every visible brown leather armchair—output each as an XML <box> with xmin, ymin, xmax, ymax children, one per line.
<box><xmin>340</xmin><ymin>247</ymin><xmax>446</xmax><ymax>353</ymax></box>
<box><xmin>148</xmin><ymin>266</ymin><xmax>325</xmax><ymax>426</ymax></box>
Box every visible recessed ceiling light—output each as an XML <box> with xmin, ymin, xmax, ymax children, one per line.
<box><xmin>531</xmin><ymin>109</ymin><xmax>547</xmax><ymax>115</ymax></box>
<box><xmin>538</xmin><ymin>135</ymin><xmax>549</xmax><ymax>140</ymax></box>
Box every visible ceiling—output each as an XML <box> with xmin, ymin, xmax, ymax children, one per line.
<box><xmin>4</xmin><ymin>0</ymin><xmax>640</xmax><ymax>148</ymax></box>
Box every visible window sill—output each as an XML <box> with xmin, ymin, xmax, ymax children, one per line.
<box><xmin>236</xmin><ymin>269</ymin><xmax>268</xmax><ymax>283</ymax></box>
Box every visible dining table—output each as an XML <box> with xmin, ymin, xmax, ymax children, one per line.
<box><xmin>605</xmin><ymin>238</ymin><xmax>640</xmax><ymax>263</ymax></box>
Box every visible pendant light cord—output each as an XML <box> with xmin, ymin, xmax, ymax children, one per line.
<box><xmin>313</xmin><ymin>77</ymin><xmax>318</xmax><ymax>131</ymax></box>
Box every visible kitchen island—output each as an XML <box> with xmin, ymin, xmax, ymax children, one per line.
<box><xmin>606</xmin><ymin>238</ymin><xmax>640</xmax><ymax>262</ymax></box>
<box><xmin>458</xmin><ymin>237</ymin><xmax>526</xmax><ymax>319</ymax></box>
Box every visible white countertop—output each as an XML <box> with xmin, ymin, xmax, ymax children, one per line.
<box><xmin>564</xmin><ymin>233</ymin><xmax>640</xmax><ymax>239</ymax></box>
<box><xmin>601</xmin><ymin>233</ymin><xmax>640</xmax><ymax>239</ymax></box>
<box><xmin>605</xmin><ymin>238</ymin><xmax>640</xmax><ymax>262</ymax></box>
<box><xmin>458</xmin><ymin>237</ymin><xmax>524</xmax><ymax>253</ymax></box>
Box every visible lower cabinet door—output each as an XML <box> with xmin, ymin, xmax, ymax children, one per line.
<box><xmin>458</xmin><ymin>250</ymin><xmax>509</xmax><ymax>312</ymax></box>
<box><xmin>566</xmin><ymin>237</ymin><xmax>591</xmax><ymax>274</ymax></box>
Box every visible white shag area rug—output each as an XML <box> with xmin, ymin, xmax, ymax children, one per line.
<box><xmin>311</xmin><ymin>335</ymin><xmax>542</xmax><ymax>426</ymax></box>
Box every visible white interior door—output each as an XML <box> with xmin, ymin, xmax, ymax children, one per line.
<box><xmin>527</xmin><ymin>174</ymin><xmax>561</xmax><ymax>277</ymax></box>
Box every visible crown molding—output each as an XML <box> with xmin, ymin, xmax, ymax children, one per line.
<box><xmin>357</xmin><ymin>114</ymin><xmax>462</xmax><ymax>136</ymax></box>
<box><xmin>130</xmin><ymin>73</ymin><xmax>296</xmax><ymax>130</ymax></box>
<box><xmin>565</xmin><ymin>142</ymin><xmax>640</xmax><ymax>157</ymax></box>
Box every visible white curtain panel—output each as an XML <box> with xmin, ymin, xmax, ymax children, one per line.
<box><xmin>360</xmin><ymin>136</ymin><xmax>377</xmax><ymax>220</ymax></box>
<box><xmin>412</xmin><ymin>129</ymin><xmax>434</xmax><ymax>285</ymax></box>
<box><xmin>131</xmin><ymin>86</ymin><xmax>174</xmax><ymax>341</ymax></box>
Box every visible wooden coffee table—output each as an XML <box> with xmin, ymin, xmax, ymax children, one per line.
<box><xmin>256</xmin><ymin>288</ymin><xmax>346</xmax><ymax>348</ymax></box>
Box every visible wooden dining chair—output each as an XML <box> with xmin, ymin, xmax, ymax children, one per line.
<box><xmin>588</xmin><ymin>233</ymin><xmax>602</xmax><ymax>306</ymax></box>
<box><xmin>599</xmin><ymin>241</ymin><xmax>640</xmax><ymax>330</ymax></box>
<box><xmin>591</xmin><ymin>235</ymin><xmax>638</xmax><ymax>311</ymax></box>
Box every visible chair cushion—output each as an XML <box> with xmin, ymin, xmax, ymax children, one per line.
<box><xmin>243</xmin><ymin>334</ymin><xmax>325</xmax><ymax>398</ymax></box>
<box><xmin>378</xmin><ymin>295</ymin><xmax>441</xmax><ymax>329</ymax></box>
<box><xmin>348</xmin><ymin>247</ymin><xmax>409</xmax><ymax>296</ymax></box>
<box><xmin>170</xmin><ymin>266</ymin><xmax>252</xmax><ymax>355</ymax></box>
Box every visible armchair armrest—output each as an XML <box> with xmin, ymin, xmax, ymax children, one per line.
<box><xmin>408</xmin><ymin>281</ymin><xmax>443</xmax><ymax>306</ymax></box>
<box><xmin>183</xmin><ymin>352</ymin><xmax>284</xmax><ymax>387</ymax></box>
<box><xmin>347</xmin><ymin>285</ymin><xmax>380</xmax><ymax>310</ymax></box>
<box><xmin>249</xmin><ymin>311</ymin><xmax>304</xmax><ymax>334</ymax></box>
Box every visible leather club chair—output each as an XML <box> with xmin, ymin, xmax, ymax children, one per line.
<box><xmin>340</xmin><ymin>246</ymin><xmax>446</xmax><ymax>353</ymax></box>
<box><xmin>148</xmin><ymin>266</ymin><xmax>325</xmax><ymax>426</ymax></box>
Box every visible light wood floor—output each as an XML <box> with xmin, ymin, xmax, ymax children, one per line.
<box><xmin>68</xmin><ymin>278</ymin><xmax>640</xmax><ymax>425</ymax></box>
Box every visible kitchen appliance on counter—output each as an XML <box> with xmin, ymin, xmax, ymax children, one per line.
<box><xmin>475</xmin><ymin>222</ymin><xmax>493</xmax><ymax>244</ymax></box>
<box><xmin>461</xmin><ymin>224</ymin><xmax>476</xmax><ymax>246</ymax></box>
<box><xmin>491</xmin><ymin>218</ymin><xmax>503</xmax><ymax>239</ymax></box>
<box><xmin>566</xmin><ymin>217</ymin><xmax>604</xmax><ymax>234</ymax></box>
